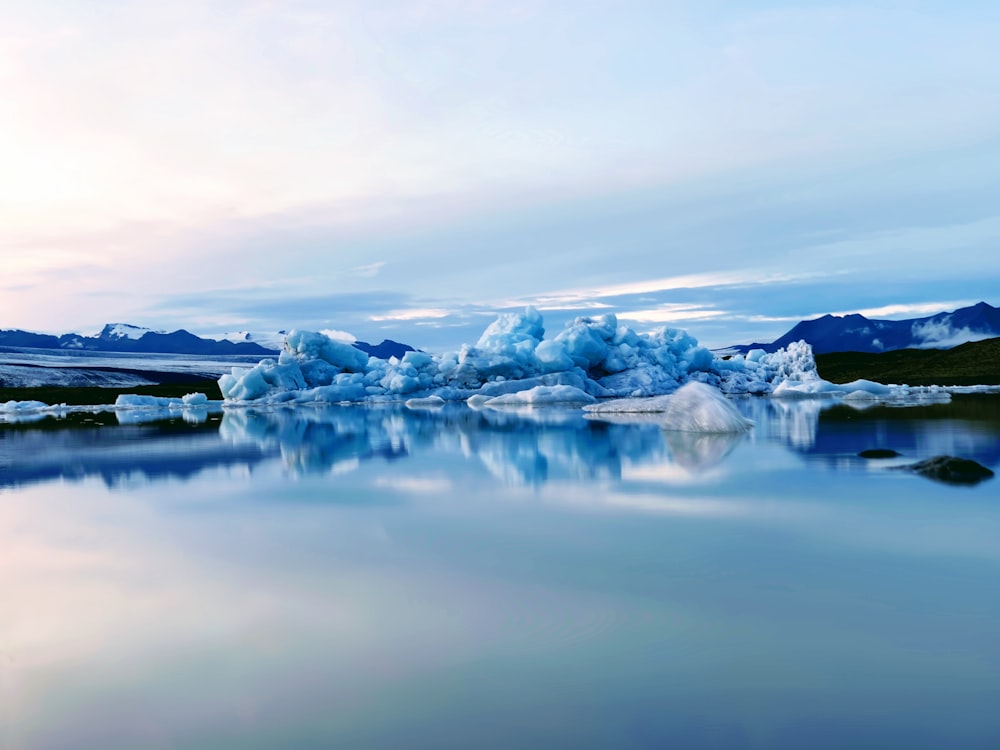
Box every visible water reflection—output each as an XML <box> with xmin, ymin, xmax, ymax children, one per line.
<box><xmin>738</xmin><ymin>395</ymin><xmax>1000</xmax><ymax>469</ymax></box>
<box><xmin>0</xmin><ymin>415</ymin><xmax>271</xmax><ymax>489</ymax></box>
<box><xmin>219</xmin><ymin>404</ymin><xmax>684</xmax><ymax>485</ymax></box>
<box><xmin>1</xmin><ymin>404</ymin><xmax>744</xmax><ymax>490</ymax></box>
<box><xmin>3</xmin><ymin>397</ymin><xmax>999</xmax><ymax>490</ymax></box>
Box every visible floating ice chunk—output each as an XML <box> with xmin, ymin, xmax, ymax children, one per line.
<box><xmin>183</xmin><ymin>392</ymin><xmax>209</xmax><ymax>405</ymax></box>
<box><xmin>0</xmin><ymin>399</ymin><xmax>51</xmax><ymax>412</ymax></box>
<box><xmin>836</xmin><ymin>379</ymin><xmax>893</xmax><ymax>396</ymax></box>
<box><xmin>660</xmin><ymin>383</ymin><xmax>753</xmax><ymax>432</ymax></box>
<box><xmin>587</xmin><ymin>382</ymin><xmax>752</xmax><ymax>433</ymax></box>
<box><xmin>114</xmin><ymin>394</ymin><xmax>185</xmax><ymax>408</ymax></box>
<box><xmin>584</xmin><ymin>395</ymin><xmax>675</xmax><ymax>414</ymax></box>
<box><xmin>771</xmin><ymin>380</ymin><xmax>843</xmax><ymax>398</ymax></box>
<box><xmin>485</xmin><ymin>385</ymin><xmax>597</xmax><ymax>406</ymax></box>
<box><xmin>772</xmin><ymin>377</ymin><xmax>898</xmax><ymax>400</ymax></box>
<box><xmin>406</xmin><ymin>395</ymin><xmax>446</xmax><ymax>409</ymax></box>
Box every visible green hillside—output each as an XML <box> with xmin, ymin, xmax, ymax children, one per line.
<box><xmin>816</xmin><ymin>337</ymin><xmax>1000</xmax><ymax>386</ymax></box>
<box><xmin>0</xmin><ymin>381</ymin><xmax>223</xmax><ymax>406</ymax></box>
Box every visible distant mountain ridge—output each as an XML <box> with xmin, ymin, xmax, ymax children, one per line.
<box><xmin>353</xmin><ymin>339</ymin><xmax>416</xmax><ymax>359</ymax></box>
<box><xmin>737</xmin><ymin>301</ymin><xmax>1000</xmax><ymax>354</ymax></box>
<box><xmin>0</xmin><ymin>324</ymin><xmax>277</xmax><ymax>356</ymax></box>
<box><xmin>0</xmin><ymin>323</ymin><xmax>417</xmax><ymax>360</ymax></box>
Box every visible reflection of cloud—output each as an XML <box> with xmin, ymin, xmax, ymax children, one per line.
<box><xmin>543</xmin><ymin>486</ymin><xmax>759</xmax><ymax>518</ymax></box>
<box><xmin>374</xmin><ymin>477</ymin><xmax>454</xmax><ymax>494</ymax></box>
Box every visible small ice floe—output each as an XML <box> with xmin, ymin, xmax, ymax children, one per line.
<box><xmin>0</xmin><ymin>400</ymin><xmax>74</xmax><ymax>423</ymax></box>
<box><xmin>1</xmin><ymin>399</ymin><xmax>52</xmax><ymax>413</ymax></box>
<box><xmin>585</xmin><ymin>382</ymin><xmax>753</xmax><ymax>433</ymax></box>
<box><xmin>405</xmin><ymin>395</ymin><xmax>446</xmax><ymax>409</ymax></box>
<box><xmin>114</xmin><ymin>393</ymin><xmax>211</xmax><ymax>409</ymax></box>
<box><xmin>482</xmin><ymin>385</ymin><xmax>597</xmax><ymax>406</ymax></box>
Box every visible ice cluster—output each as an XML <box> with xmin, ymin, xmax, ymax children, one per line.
<box><xmin>217</xmin><ymin>307</ymin><xmax>816</xmax><ymax>406</ymax></box>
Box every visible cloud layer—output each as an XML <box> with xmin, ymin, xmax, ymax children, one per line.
<box><xmin>3</xmin><ymin>2</ymin><xmax>1000</xmax><ymax>348</ymax></box>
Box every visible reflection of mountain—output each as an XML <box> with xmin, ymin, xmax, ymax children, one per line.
<box><xmin>0</xmin><ymin>418</ymin><xmax>272</xmax><ymax>489</ymax></box>
<box><xmin>741</xmin><ymin>396</ymin><xmax>1000</xmax><ymax>468</ymax></box>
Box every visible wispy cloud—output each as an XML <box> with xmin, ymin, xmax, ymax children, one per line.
<box><xmin>618</xmin><ymin>305</ymin><xmax>727</xmax><ymax>324</ymax></box>
<box><xmin>520</xmin><ymin>270</ymin><xmax>823</xmax><ymax>308</ymax></box>
<box><xmin>831</xmin><ymin>300</ymin><xmax>981</xmax><ymax>319</ymax></box>
<box><xmin>911</xmin><ymin>321</ymin><xmax>996</xmax><ymax>349</ymax></box>
<box><xmin>352</xmin><ymin>261</ymin><xmax>385</xmax><ymax>278</ymax></box>
<box><xmin>369</xmin><ymin>308</ymin><xmax>454</xmax><ymax>322</ymax></box>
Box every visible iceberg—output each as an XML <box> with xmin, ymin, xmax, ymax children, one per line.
<box><xmin>204</xmin><ymin>306</ymin><xmax>997</xmax><ymax>407</ymax></box>
<box><xmin>217</xmin><ymin>308</ymin><xmax>733</xmax><ymax>405</ymax></box>
<box><xmin>585</xmin><ymin>382</ymin><xmax>753</xmax><ymax>433</ymax></box>
<box><xmin>114</xmin><ymin>392</ymin><xmax>210</xmax><ymax>408</ymax></box>
<box><xmin>483</xmin><ymin>385</ymin><xmax>597</xmax><ymax>406</ymax></box>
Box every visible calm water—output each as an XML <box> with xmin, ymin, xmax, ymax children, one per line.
<box><xmin>2</xmin><ymin>396</ymin><xmax>999</xmax><ymax>749</ymax></box>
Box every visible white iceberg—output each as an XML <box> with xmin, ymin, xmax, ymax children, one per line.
<box><xmin>585</xmin><ymin>382</ymin><xmax>753</xmax><ymax>433</ymax></box>
<box><xmin>483</xmin><ymin>385</ymin><xmax>597</xmax><ymax>406</ymax></box>
<box><xmin>210</xmin><ymin>306</ymin><xmax>989</xmax><ymax>407</ymax></box>
<box><xmin>217</xmin><ymin>307</ymin><xmax>729</xmax><ymax>405</ymax></box>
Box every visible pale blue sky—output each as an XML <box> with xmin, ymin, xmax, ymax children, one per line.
<box><xmin>2</xmin><ymin>1</ymin><xmax>999</xmax><ymax>349</ymax></box>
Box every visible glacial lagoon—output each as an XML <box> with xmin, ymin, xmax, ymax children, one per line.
<box><xmin>2</xmin><ymin>396</ymin><xmax>999</xmax><ymax>749</ymax></box>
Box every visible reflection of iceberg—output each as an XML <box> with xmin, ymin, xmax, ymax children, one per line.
<box><xmin>748</xmin><ymin>396</ymin><xmax>1000</xmax><ymax>470</ymax></box>
<box><xmin>219</xmin><ymin>407</ymin><xmax>410</xmax><ymax>475</ymax></box>
<box><xmin>217</xmin><ymin>404</ymin><xmax>709</xmax><ymax>486</ymax></box>
<box><xmin>662</xmin><ymin>430</ymin><xmax>745</xmax><ymax>472</ymax></box>
<box><xmin>584</xmin><ymin>382</ymin><xmax>753</xmax><ymax>433</ymax></box>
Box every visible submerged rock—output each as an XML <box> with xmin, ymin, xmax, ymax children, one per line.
<box><xmin>858</xmin><ymin>449</ymin><xmax>902</xmax><ymax>459</ymax></box>
<box><xmin>902</xmin><ymin>455</ymin><xmax>994</xmax><ymax>486</ymax></box>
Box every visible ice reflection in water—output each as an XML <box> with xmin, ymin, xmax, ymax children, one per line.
<box><xmin>2</xmin><ymin>397</ymin><xmax>999</xmax><ymax>750</ymax></box>
<box><xmin>3</xmin><ymin>397</ymin><xmax>999</xmax><ymax>491</ymax></box>
<box><xmin>736</xmin><ymin>395</ymin><xmax>1000</xmax><ymax>469</ymax></box>
<box><xmin>218</xmin><ymin>404</ymin><xmax>728</xmax><ymax>484</ymax></box>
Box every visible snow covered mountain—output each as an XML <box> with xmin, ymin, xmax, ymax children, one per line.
<box><xmin>0</xmin><ymin>324</ymin><xmax>277</xmax><ymax>356</ymax></box>
<box><xmin>96</xmin><ymin>323</ymin><xmax>162</xmax><ymax>342</ymax></box>
<box><xmin>0</xmin><ymin>323</ymin><xmax>419</xmax><ymax>360</ymax></box>
<box><xmin>217</xmin><ymin>330</ymin><xmax>290</xmax><ymax>351</ymax></box>
<box><xmin>737</xmin><ymin>301</ymin><xmax>1000</xmax><ymax>354</ymax></box>
<box><xmin>353</xmin><ymin>339</ymin><xmax>416</xmax><ymax>360</ymax></box>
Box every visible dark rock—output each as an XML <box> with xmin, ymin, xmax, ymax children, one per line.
<box><xmin>903</xmin><ymin>455</ymin><xmax>995</xmax><ymax>486</ymax></box>
<box><xmin>859</xmin><ymin>449</ymin><xmax>901</xmax><ymax>459</ymax></box>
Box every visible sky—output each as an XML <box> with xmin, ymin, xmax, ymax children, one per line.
<box><xmin>3</xmin><ymin>0</ymin><xmax>1000</xmax><ymax>351</ymax></box>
